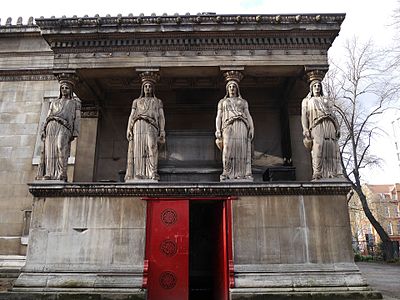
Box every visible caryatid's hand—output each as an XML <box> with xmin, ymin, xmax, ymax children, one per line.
<box><xmin>158</xmin><ymin>130</ymin><xmax>166</xmax><ymax>144</ymax></box>
<box><xmin>127</xmin><ymin>130</ymin><xmax>133</xmax><ymax>141</ymax></box>
<box><xmin>249</xmin><ymin>130</ymin><xmax>254</xmax><ymax>140</ymax></box>
<box><xmin>303</xmin><ymin>129</ymin><xmax>311</xmax><ymax>139</ymax></box>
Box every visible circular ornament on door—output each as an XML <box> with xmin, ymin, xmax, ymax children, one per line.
<box><xmin>159</xmin><ymin>271</ymin><xmax>177</xmax><ymax>289</ymax></box>
<box><xmin>160</xmin><ymin>239</ymin><xmax>177</xmax><ymax>256</ymax></box>
<box><xmin>161</xmin><ymin>208</ymin><xmax>177</xmax><ymax>225</ymax></box>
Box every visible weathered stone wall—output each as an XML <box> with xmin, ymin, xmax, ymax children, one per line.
<box><xmin>0</xmin><ymin>28</ymin><xmax>56</xmax><ymax>255</ymax></box>
<box><xmin>233</xmin><ymin>194</ymin><xmax>353</xmax><ymax>265</ymax></box>
<box><xmin>15</xmin><ymin>196</ymin><xmax>146</xmax><ymax>291</ymax></box>
<box><xmin>25</xmin><ymin>196</ymin><xmax>146</xmax><ymax>272</ymax></box>
<box><xmin>231</xmin><ymin>194</ymin><xmax>363</xmax><ymax>293</ymax></box>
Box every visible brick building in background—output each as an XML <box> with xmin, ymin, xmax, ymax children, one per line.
<box><xmin>349</xmin><ymin>184</ymin><xmax>400</xmax><ymax>256</ymax></box>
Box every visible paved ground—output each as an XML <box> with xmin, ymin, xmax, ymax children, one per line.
<box><xmin>357</xmin><ymin>262</ymin><xmax>400</xmax><ymax>300</ymax></box>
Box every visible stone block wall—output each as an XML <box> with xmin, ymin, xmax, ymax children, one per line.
<box><xmin>233</xmin><ymin>195</ymin><xmax>353</xmax><ymax>265</ymax></box>
<box><xmin>15</xmin><ymin>196</ymin><xmax>146</xmax><ymax>292</ymax></box>
<box><xmin>0</xmin><ymin>28</ymin><xmax>56</xmax><ymax>255</ymax></box>
<box><xmin>231</xmin><ymin>194</ymin><xmax>365</xmax><ymax>294</ymax></box>
<box><xmin>0</xmin><ymin>80</ymin><xmax>58</xmax><ymax>255</ymax></box>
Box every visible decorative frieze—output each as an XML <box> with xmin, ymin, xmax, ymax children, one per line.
<box><xmin>0</xmin><ymin>69</ymin><xmax>55</xmax><ymax>81</ymax></box>
<box><xmin>28</xmin><ymin>182</ymin><xmax>351</xmax><ymax>197</ymax></box>
<box><xmin>46</xmin><ymin>33</ymin><xmax>335</xmax><ymax>54</ymax></box>
<box><xmin>81</xmin><ymin>105</ymin><xmax>99</xmax><ymax>118</ymax></box>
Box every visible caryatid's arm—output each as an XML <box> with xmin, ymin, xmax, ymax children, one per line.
<box><xmin>215</xmin><ymin>100</ymin><xmax>223</xmax><ymax>140</ymax></box>
<box><xmin>245</xmin><ymin>101</ymin><xmax>254</xmax><ymax>140</ymax></box>
<box><xmin>127</xmin><ymin>100</ymin><xmax>137</xmax><ymax>141</ymax></box>
<box><xmin>158</xmin><ymin>100</ymin><xmax>166</xmax><ymax>143</ymax></box>
<box><xmin>72</xmin><ymin>99</ymin><xmax>81</xmax><ymax>140</ymax></box>
<box><xmin>301</xmin><ymin>98</ymin><xmax>311</xmax><ymax>139</ymax></box>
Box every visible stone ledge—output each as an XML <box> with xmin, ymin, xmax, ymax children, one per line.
<box><xmin>230</xmin><ymin>289</ymin><xmax>382</xmax><ymax>300</ymax></box>
<box><xmin>28</xmin><ymin>181</ymin><xmax>352</xmax><ymax>197</ymax></box>
<box><xmin>235</xmin><ymin>262</ymin><xmax>360</xmax><ymax>273</ymax></box>
<box><xmin>0</xmin><ymin>291</ymin><xmax>146</xmax><ymax>300</ymax></box>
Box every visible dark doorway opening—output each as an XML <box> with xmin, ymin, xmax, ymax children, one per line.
<box><xmin>189</xmin><ymin>200</ymin><xmax>227</xmax><ymax>300</ymax></box>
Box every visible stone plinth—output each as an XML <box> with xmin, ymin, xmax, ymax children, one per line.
<box><xmin>14</xmin><ymin>181</ymin><xmax>380</xmax><ymax>299</ymax></box>
<box><xmin>13</xmin><ymin>194</ymin><xmax>146</xmax><ymax>296</ymax></box>
<box><xmin>230</xmin><ymin>194</ymin><xmax>378</xmax><ymax>299</ymax></box>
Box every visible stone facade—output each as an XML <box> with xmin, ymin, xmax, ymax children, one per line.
<box><xmin>0</xmin><ymin>13</ymin><xmax>380</xmax><ymax>299</ymax></box>
<box><xmin>0</xmin><ymin>23</ymin><xmax>57</xmax><ymax>255</ymax></box>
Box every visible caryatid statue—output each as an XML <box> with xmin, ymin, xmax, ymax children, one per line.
<box><xmin>301</xmin><ymin>70</ymin><xmax>341</xmax><ymax>180</ymax></box>
<box><xmin>215</xmin><ymin>71</ymin><xmax>254</xmax><ymax>181</ymax></box>
<box><xmin>36</xmin><ymin>73</ymin><xmax>81</xmax><ymax>181</ymax></box>
<box><xmin>125</xmin><ymin>72</ymin><xmax>166</xmax><ymax>182</ymax></box>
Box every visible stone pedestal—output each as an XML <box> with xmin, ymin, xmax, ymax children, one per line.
<box><xmin>14</xmin><ymin>182</ymin><xmax>380</xmax><ymax>299</ymax></box>
<box><xmin>13</xmin><ymin>194</ymin><xmax>146</xmax><ymax>298</ymax></box>
<box><xmin>230</xmin><ymin>188</ymin><xmax>379</xmax><ymax>299</ymax></box>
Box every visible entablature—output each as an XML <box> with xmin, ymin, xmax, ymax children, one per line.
<box><xmin>35</xmin><ymin>13</ymin><xmax>345</xmax><ymax>54</ymax></box>
<box><xmin>28</xmin><ymin>181</ymin><xmax>351</xmax><ymax>197</ymax></box>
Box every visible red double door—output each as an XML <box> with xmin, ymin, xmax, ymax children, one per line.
<box><xmin>144</xmin><ymin>198</ymin><xmax>232</xmax><ymax>300</ymax></box>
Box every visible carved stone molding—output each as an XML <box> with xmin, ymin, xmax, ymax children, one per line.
<box><xmin>81</xmin><ymin>105</ymin><xmax>99</xmax><ymax>118</ymax></box>
<box><xmin>35</xmin><ymin>14</ymin><xmax>345</xmax><ymax>30</ymax></box>
<box><xmin>28</xmin><ymin>182</ymin><xmax>351</xmax><ymax>197</ymax></box>
<box><xmin>33</xmin><ymin>14</ymin><xmax>344</xmax><ymax>54</ymax></box>
<box><xmin>304</xmin><ymin>65</ymin><xmax>329</xmax><ymax>83</ymax></box>
<box><xmin>55</xmin><ymin>71</ymin><xmax>79</xmax><ymax>86</ymax></box>
<box><xmin>46</xmin><ymin>33</ymin><xmax>336</xmax><ymax>54</ymax></box>
<box><xmin>0</xmin><ymin>69</ymin><xmax>54</xmax><ymax>81</ymax></box>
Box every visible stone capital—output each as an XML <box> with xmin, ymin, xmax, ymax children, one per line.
<box><xmin>138</xmin><ymin>71</ymin><xmax>160</xmax><ymax>84</ymax></box>
<box><xmin>304</xmin><ymin>65</ymin><xmax>329</xmax><ymax>83</ymax></box>
<box><xmin>222</xmin><ymin>70</ymin><xmax>244</xmax><ymax>83</ymax></box>
<box><xmin>54</xmin><ymin>71</ymin><xmax>79</xmax><ymax>87</ymax></box>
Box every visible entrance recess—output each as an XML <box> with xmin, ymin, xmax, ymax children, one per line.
<box><xmin>144</xmin><ymin>198</ymin><xmax>232</xmax><ymax>300</ymax></box>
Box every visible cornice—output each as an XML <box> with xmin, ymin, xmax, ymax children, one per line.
<box><xmin>28</xmin><ymin>181</ymin><xmax>351</xmax><ymax>197</ymax></box>
<box><xmin>0</xmin><ymin>25</ymin><xmax>40</xmax><ymax>36</ymax></box>
<box><xmin>34</xmin><ymin>14</ymin><xmax>344</xmax><ymax>53</ymax></box>
<box><xmin>35</xmin><ymin>14</ymin><xmax>345</xmax><ymax>31</ymax></box>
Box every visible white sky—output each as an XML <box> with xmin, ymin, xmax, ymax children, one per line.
<box><xmin>1</xmin><ymin>0</ymin><xmax>399</xmax><ymax>184</ymax></box>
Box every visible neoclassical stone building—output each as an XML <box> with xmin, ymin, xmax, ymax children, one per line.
<box><xmin>0</xmin><ymin>13</ymin><xmax>380</xmax><ymax>299</ymax></box>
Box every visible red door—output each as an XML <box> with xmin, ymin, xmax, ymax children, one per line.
<box><xmin>145</xmin><ymin>199</ymin><xmax>189</xmax><ymax>300</ymax></box>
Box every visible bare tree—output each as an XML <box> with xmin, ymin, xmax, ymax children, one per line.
<box><xmin>325</xmin><ymin>38</ymin><xmax>399</xmax><ymax>260</ymax></box>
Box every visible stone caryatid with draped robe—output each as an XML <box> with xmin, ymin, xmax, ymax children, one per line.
<box><xmin>215</xmin><ymin>71</ymin><xmax>254</xmax><ymax>181</ymax></box>
<box><xmin>125</xmin><ymin>72</ymin><xmax>165</xmax><ymax>182</ymax></box>
<box><xmin>301</xmin><ymin>73</ymin><xmax>341</xmax><ymax>180</ymax></box>
<box><xmin>36</xmin><ymin>75</ymin><xmax>81</xmax><ymax>181</ymax></box>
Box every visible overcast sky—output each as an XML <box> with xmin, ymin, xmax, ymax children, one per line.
<box><xmin>1</xmin><ymin>0</ymin><xmax>399</xmax><ymax>184</ymax></box>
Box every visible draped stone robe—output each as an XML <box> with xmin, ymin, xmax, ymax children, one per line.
<box><xmin>125</xmin><ymin>96</ymin><xmax>164</xmax><ymax>181</ymax></box>
<box><xmin>39</xmin><ymin>97</ymin><xmax>81</xmax><ymax>181</ymax></box>
<box><xmin>303</xmin><ymin>95</ymin><xmax>340</xmax><ymax>179</ymax></box>
<box><xmin>218</xmin><ymin>96</ymin><xmax>253</xmax><ymax>180</ymax></box>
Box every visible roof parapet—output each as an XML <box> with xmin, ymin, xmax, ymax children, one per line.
<box><xmin>34</xmin><ymin>13</ymin><xmax>345</xmax><ymax>30</ymax></box>
<box><xmin>0</xmin><ymin>16</ymin><xmax>35</xmax><ymax>26</ymax></box>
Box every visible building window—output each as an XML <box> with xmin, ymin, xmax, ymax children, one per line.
<box><xmin>397</xmin><ymin>222</ymin><xmax>400</xmax><ymax>235</ymax></box>
<box><xmin>395</xmin><ymin>206</ymin><xmax>400</xmax><ymax>217</ymax></box>
<box><xmin>385</xmin><ymin>207</ymin><xmax>390</xmax><ymax>217</ymax></box>
<box><xmin>387</xmin><ymin>223</ymin><xmax>393</xmax><ymax>235</ymax></box>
